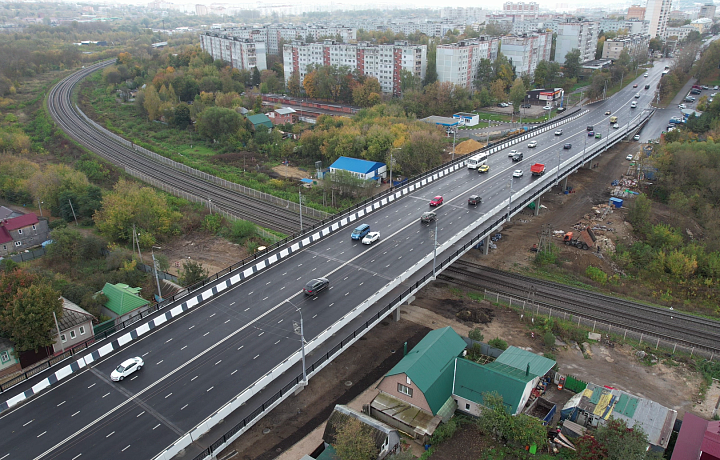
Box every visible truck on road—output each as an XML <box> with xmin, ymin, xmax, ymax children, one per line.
<box><xmin>563</xmin><ymin>228</ymin><xmax>597</xmax><ymax>250</ymax></box>
<box><xmin>530</xmin><ymin>163</ymin><xmax>546</xmax><ymax>176</ymax></box>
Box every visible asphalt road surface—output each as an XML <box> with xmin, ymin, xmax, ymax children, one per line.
<box><xmin>0</xmin><ymin>61</ymin><xmax>667</xmax><ymax>460</ymax></box>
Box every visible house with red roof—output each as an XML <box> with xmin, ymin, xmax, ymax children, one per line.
<box><xmin>671</xmin><ymin>413</ymin><xmax>720</xmax><ymax>460</ymax></box>
<box><xmin>0</xmin><ymin>212</ymin><xmax>49</xmax><ymax>257</ymax></box>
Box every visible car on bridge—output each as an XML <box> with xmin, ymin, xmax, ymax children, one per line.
<box><xmin>429</xmin><ymin>196</ymin><xmax>443</xmax><ymax>206</ymax></box>
<box><xmin>477</xmin><ymin>164</ymin><xmax>489</xmax><ymax>173</ymax></box>
<box><xmin>613</xmin><ymin>123</ymin><xmax>619</xmax><ymax>129</ymax></box>
<box><xmin>420</xmin><ymin>211</ymin><xmax>436</xmax><ymax>224</ymax></box>
<box><xmin>595</xmin><ymin>133</ymin><xmax>602</xmax><ymax>139</ymax></box>
<box><xmin>588</xmin><ymin>131</ymin><xmax>594</xmax><ymax>136</ymax></box>
<box><xmin>512</xmin><ymin>169</ymin><xmax>523</xmax><ymax>178</ymax></box>
<box><xmin>362</xmin><ymin>232</ymin><xmax>380</xmax><ymax>245</ymax></box>
<box><xmin>563</xmin><ymin>143</ymin><xmax>572</xmax><ymax>149</ymax></box>
<box><xmin>633</xmin><ymin>134</ymin><xmax>641</xmax><ymax>141</ymax></box>
<box><xmin>587</xmin><ymin>125</ymin><xmax>594</xmax><ymax>131</ymax></box>
<box><xmin>111</xmin><ymin>357</ymin><xmax>143</xmax><ymax>381</ymax></box>
<box><xmin>508</xmin><ymin>149</ymin><xmax>520</xmax><ymax>157</ymax></box>
<box><xmin>303</xmin><ymin>277</ymin><xmax>329</xmax><ymax>295</ymax></box>
<box><xmin>467</xmin><ymin>195</ymin><xmax>482</xmax><ymax>206</ymax></box>
<box><xmin>527</xmin><ymin>140</ymin><xmax>538</xmax><ymax>148</ymax></box>
<box><xmin>605</xmin><ymin>110</ymin><xmax>612</xmax><ymax>115</ymax></box>
<box><xmin>512</xmin><ymin>153</ymin><xmax>524</xmax><ymax>161</ymax></box>
<box><xmin>633</xmin><ymin>84</ymin><xmax>638</xmax><ymax>88</ymax></box>
<box><xmin>555</xmin><ymin>129</ymin><xmax>563</xmax><ymax>136</ymax></box>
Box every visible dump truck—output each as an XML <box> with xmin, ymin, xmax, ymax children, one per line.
<box><xmin>530</xmin><ymin>163</ymin><xmax>546</xmax><ymax>176</ymax></box>
<box><xmin>563</xmin><ymin>228</ymin><xmax>597</xmax><ymax>250</ymax></box>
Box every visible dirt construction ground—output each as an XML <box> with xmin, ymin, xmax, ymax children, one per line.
<box><xmin>215</xmin><ymin>140</ymin><xmax>715</xmax><ymax>460</ymax></box>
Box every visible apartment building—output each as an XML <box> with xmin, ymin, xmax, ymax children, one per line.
<box><xmin>627</xmin><ymin>5</ymin><xmax>646</xmax><ymax>20</ymax></box>
<box><xmin>502</xmin><ymin>2</ymin><xmax>540</xmax><ymax>20</ymax></box>
<box><xmin>440</xmin><ymin>7</ymin><xmax>490</xmax><ymax>23</ymax></box>
<box><xmin>436</xmin><ymin>38</ymin><xmax>500</xmax><ymax>89</ymax></box>
<box><xmin>645</xmin><ymin>0</ymin><xmax>672</xmax><ymax>39</ymax></box>
<box><xmin>385</xmin><ymin>21</ymin><xmax>460</xmax><ymax>38</ymax></box>
<box><xmin>690</xmin><ymin>17</ymin><xmax>713</xmax><ymax>34</ymax></box>
<box><xmin>211</xmin><ymin>25</ymin><xmax>356</xmax><ymax>55</ymax></box>
<box><xmin>554</xmin><ymin>20</ymin><xmax>599</xmax><ymax>63</ymax></box>
<box><xmin>199</xmin><ymin>32</ymin><xmax>267</xmax><ymax>71</ymax></box>
<box><xmin>699</xmin><ymin>3</ymin><xmax>716</xmax><ymax>19</ymax></box>
<box><xmin>666</xmin><ymin>25</ymin><xmax>696</xmax><ymax>40</ymax></box>
<box><xmin>601</xmin><ymin>34</ymin><xmax>650</xmax><ymax>60</ymax></box>
<box><xmin>511</xmin><ymin>20</ymin><xmax>552</xmax><ymax>34</ymax></box>
<box><xmin>283</xmin><ymin>40</ymin><xmax>426</xmax><ymax>96</ymax></box>
<box><xmin>500</xmin><ymin>32</ymin><xmax>552</xmax><ymax>76</ymax></box>
<box><xmin>598</xmin><ymin>19</ymin><xmax>650</xmax><ymax>35</ymax></box>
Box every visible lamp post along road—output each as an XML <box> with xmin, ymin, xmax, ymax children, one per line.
<box><xmin>299</xmin><ymin>190</ymin><xmax>303</xmax><ymax>232</ymax></box>
<box><xmin>151</xmin><ymin>246</ymin><xmax>163</xmax><ymax>302</ymax></box>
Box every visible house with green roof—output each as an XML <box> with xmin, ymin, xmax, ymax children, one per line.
<box><xmin>371</xmin><ymin>328</ymin><xmax>556</xmax><ymax>439</ymax></box>
<box><xmin>246</xmin><ymin>113</ymin><xmax>273</xmax><ymax>131</ymax></box>
<box><xmin>101</xmin><ymin>282</ymin><xmax>150</xmax><ymax>322</ymax></box>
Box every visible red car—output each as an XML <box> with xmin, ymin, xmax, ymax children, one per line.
<box><xmin>633</xmin><ymin>84</ymin><xmax>638</xmax><ymax>88</ymax></box>
<box><xmin>430</xmin><ymin>196</ymin><xmax>443</xmax><ymax>206</ymax></box>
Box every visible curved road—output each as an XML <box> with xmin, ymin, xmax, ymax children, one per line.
<box><xmin>48</xmin><ymin>60</ymin><xmax>320</xmax><ymax>235</ymax></box>
<box><xmin>0</xmin><ymin>60</ymin><xmax>677</xmax><ymax>460</ymax></box>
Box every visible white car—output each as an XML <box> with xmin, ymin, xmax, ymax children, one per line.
<box><xmin>111</xmin><ymin>357</ymin><xmax>144</xmax><ymax>381</ymax></box>
<box><xmin>678</xmin><ymin>104</ymin><xmax>686</xmax><ymax>109</ymax></box>
<box><xmin>711</xmin><ymin>93</ymin><xmax>717</xmax><ymax>97</ymax></box>
<box><xmin>714</xmin><ymin>86</ymin><xmax>719</xmax><ymax>90</ymax></box>
<box><xmin>555</xmin><ymin>129</ymin><xmax>563</xmax><ymax>135</ymax></box>
<box><xmin>626</xmin><ymin>154</ymin><xmax>634</xmax><ymax>160</ymax></box>
<box><xmin>634</xmin><ymin>93</ymin><xmax>641</xmax><ymax>98</ymax></box>
<box><xmin>508</xmin><ymin>149</ymin><xmax>520</xmax><ymax>157</ymax></box>
<box><xmin>543</xmin><ymin>105</ymin><xmax>552</xmax><ymax>110</ymax></box>
<box><xmin>644</xmin><ymin>73</ymin><xmax>649</xmax><ymax>77</ymax></box>
<box><xmin>528</xmin><ymin>140</ymin><xmax>538</xmax><ymax>148</ymax></box>
<box><xmin>633</xmin><ymin>134</ymin><xmax>641</xmax><ymax>141</ymax></box>
<box><xmin>512</xmin><ymin>169</ymin><xmax>523</xmax><ymax>178</ymax></box>
<box><xmin>613</xmin><ymin>123</ymin><xmax>619</xmax><ymax>129</ymax></box>
<box><xmin>630</xmin><ymin>102</ymin><xmax>637</xmax><ymax>108</ymax></box>
<box><xmin>362</xmin><ymin>232</ymin><xmax>380</xmax><ymax>245</ymax></box>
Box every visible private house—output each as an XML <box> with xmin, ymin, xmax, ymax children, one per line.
<box><xmin>52</xmin><ymin>298</ymin><xmax>95</xmax><ymax>355</ymax></box>
<box><xmin>101</xmin><ymin>283</ymin><xmax>150</xmax><ymax>323</ymax></box>
<box><xmin>0</xmin><ymin>213</ymin><xmax>50</xmax><ymax>257</ymax></box>
<box><xmin>246</xmin><ymin>113</ymin><xmax>273</xmax><ymax>132</ymax></box>
<box><xmin>267</xmin><ymin>107</ymin><xmax>297</xmax><ymax>125</ymax></box>
<box><xmin>561</xmin><ymin>382</ymin><xmax>677</xmax><ymax>451</ymax></box>
<box><xmin>0</xmin><ymin>206</ymin><xmax>21</xmax><ymax>220</ymax></box>
<box><xmin>329</xmin><ymin>157</ymin><xmax>387</xmax><ymax>181</ymax></box>
<box><xmin>370</xmin><ymin>328</ymin><xmax>556</xmax><ymax>443</ymax></box>
<box><xmin>322</xmin><ymin>405</ymin><xmax>401</xmax><ymax>460</ymax></box>
<box><xmin>671</xmin><ymin>412</ymin><xmax>720</xmax><ymax>460</ymax></box>
<box><xmin>0</xmin><ymin>338</ymin><xmax>21</xmax><ymax>379</ymax></box>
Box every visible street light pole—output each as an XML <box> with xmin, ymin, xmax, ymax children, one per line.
<box><xmin>38</xmin><ymin>200</ymin><xmax>43</xmax><ymax>217</ymax></box>
<box><xmin>151</xmin><ymin>246</ymin><xmax>163</xmax><ymax>302</ymax></box>
<box><xmin>298</xmin><ymin>190</ymin><xmax>303</xmax><ymax>232</ymax></box>
<box><xmin>451</xmin><ymin>128</ymin><xmax>457</xmax><ymax>162</ymax></box>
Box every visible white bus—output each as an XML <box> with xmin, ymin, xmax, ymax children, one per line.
<box><xmin>466</xmin><ymin>152</ymin><xmax>489</xmax><ymax>169</ymax></box>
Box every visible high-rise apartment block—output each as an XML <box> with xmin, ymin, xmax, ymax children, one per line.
<box><xmin>699</xmin><ymin>3</ymin><xmax>716</xmax><ymax>19</ymax></box>
<box><xmin>601</xmin><ymin>34</ymin><xmax>650</xmax><ymax>60</ymax></box>
<box><xmin>199</xmin><ymin>32</ymin><xmax>267</xmax><ymax>71</ymax></box>
<box><xmin>502</xmin><ymin>2</ymin><xmax>540</xmax><ymax>19</ymax></box>
<box><xmin>644</xmin><ymin>0</ymin><xmax>672</xmax><ymax>39</ymax></box>
<box><xmin>436</xmin><ymin>38</ymin><xmax>500</xmax><ymax>89</ymax></box>
<box><xmin>627</xmin><ymin>5</ymin><xmax>646</xmax><ymax>20</ymax></box>
<box><xmin>211</xmin><ymin>25</ymin><xmax>357</xmax><ymax>55</ymax></box>
<box><xmin>283</xmin><ymin>40</ymin><xmax>426</xmax><ymax>95</ymax></box>
<box><xmin>554</xmin><ymin>21</ymin><xmax>599</xmax><ymax>63</ymax></box>
<box><xmin>500</xmin><ymin>32</ymin><xmax>552</xmax><ymax>76</ymax></box>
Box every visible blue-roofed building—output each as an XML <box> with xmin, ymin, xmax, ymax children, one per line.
<box><xmin>329</xmin><ymin>156</ymin><xmax>387</xmax><ymax>181</ymax></box>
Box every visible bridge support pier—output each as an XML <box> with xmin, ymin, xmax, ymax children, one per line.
<box><xmin>393</xmin><ymin>307</ymin><xmax>401</xmax><ymax>322</ymax></box>
<box><xmin>562</xmin><ymin>177</ymin><xmax>568</xmax><ymax>191</ymax></box>
<box><xmin>483</xmin><ymin>235</ymin><xmax>490</xmax><ymax>255</ymax></box>
<box><xmin>533</xmin><ymin>197</ymin><xmax>541</xmax><ymax>216</ymax></box>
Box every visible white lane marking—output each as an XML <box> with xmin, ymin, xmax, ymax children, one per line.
<box><xmin>207</xmin><ymin>386</ymin><xmax>214</xmax><ymax>392</ymax></box>
<box><xmin>165</xmin><ymin>393</ymin><xmax>172</xmax><ymax>398</ymax></box>
<box><xmin>343</xmin><ymin>276</ymin><xmax>348</xmax><ymax>280</ymax></box>
<box><xmin>238</xmin><ymin>345</ymin><xmax>244</xmax><ymax>350</ymax></box>
<box><xmin>87</xmin><ymin>384</ymin><xmax>95</xmax><ymax>389</ymax></box>
<box><xmin>191</xmin><ymin>376</ymin><xmax>198</xmax><ymax>381</ymax></box>
<box><xmin>181</xmin><ymin>404</ymin><xmax>188</xmax><ymax>410</ymax></box>
<box><xmin>258</xmin><ymin>332</ymin><xmax>264</xmax><ymax>336</ymax></box>
<box><xmin>106</xmin><ymin>431</ymin><xmax>114</xmax><ymax>438</ymax></box>
<box><xmin>313</xmin><ymin>314</ymin><xmax>318</xmax><ymax>318</ymax></box>
<box><xmin>345</xmin><ymin>292</ymin><xmax>350</xmax><ymax>296</ymax></box>
<box><xmin>262</xmin><ymin>297</ymin><xmax>268</xmax><ymax>301</ymax></box>
<box><xmin>209</xmin><ymin>313</ymin><xmax>216</xmax><ymax>318</ymax></box>
<box><xmin>266</xmin><ymin>281</ymin><xmax>271</xmax><ymax>285</ymax></box>
<box><xmin>37</xmin><ymin>432</ymin><xmax>46</xmax><ymax>438</ymax></box>
<box><xmin>156</xmin><ymin>360</ymin><xmax>163</xmax><ymax>365</ymax></box>
<box><xmin>231</xmin><ymin>370</ymin><xmax>238</xmax><ymax>375</ymax></box>
<box><xmin>136</xmin><ymin>411</ymin><xmax>145</xmax><ymax>418</ymax></box>
<box><xmin>24</xmin><ymin>420</ymin><xmax>34</xmax><ymax>426</ymax></box>
<box><xmin>57</xmin><ymin>401</ymin><xmax>65</xmax><ymax>407</ymax></box>
<box><xmin>329</xmin><ymin>303</ymin><xmax>334</xmax><ymax>307</ymax></box>
<box><xmin>165</xmin><ymin>338</ymin><xmax>172</xmax><ymax>343</ymax></box>
<box><xmin>280</xmin><ymin>286</ymin><xmax>286</xmax><ymax>290</ymax></box>
<box><xmin>188</xmin><ymin>325</ymin><xmax>195</xmax><ymax>330</ymax></box>
<box><xmin>122</xmin><ymin>445</ymin><xmax>131</xmax><ymax>452</ymax></box>
<box><xmin>274</xmin><ymin>340</ymin><xmax>280</xmax><ymax>344</ymax></box>
<box><xmin>130</xmin><ymin>376</ymin><xmax>138</xmax><ymax>381</ymax></box>
<box><xmin>278</xmin><ymin>319</ymin><xmax>283</xmax><ymax>323</ymax></box>
<box><xmin>248</xmin><ymin>292</ymin><xmax>253</xmax><ymax>295</ymax></box>
<box><xmin>102</xmin><ymin>393</ymin><xmax>110</xmax><ymax>398</ymax></box>
<box><xmin>359</xmin><ymin>282</ymin><xmax>364</xmax><ymax>286</ymax></box>
<box><xmin>225</xmin><ymin>319</ymin><xmax>231</xmax><ymax>324</ymax></box>
<box><xmin>244</xmin><ymin>307</ymin><xmax>250</xmax><ymax>311</ymax></box>
<box><xmin>71</xmin><ymin>411</ymin><xmax>80</xmax><ymax>417</ymax></box>
<box><xmin>153</xmin><ymin>424</ymin><xmax>161</xmax><ymax>430</ymax></box>
<box><xmin>230</xmin><ymin>302</ymin><xmax>235</xmax><ymax>306</ymax></box>
<box><xmin>72</xmin><ymin>455</ymin><xmax>81</xmax><ymax>460</ymax></box>
<box><xmin>181</xmin><ymin>345</ymin><xmax>187</xmax><ymax>350</ymax></box>
<box><xmin>253</xmin><ymin>354</ymin><xmax>260</xmax><ymax>359</ymax></box>
<box><xmin>203</xmin><ymin>332</ymin><xmax>209</xmax><ymax>337</ymax></box>
<box><xmin>215</xmin><ymin>360</ymin><xmax>222</xmax><ymax>365</ymax></box>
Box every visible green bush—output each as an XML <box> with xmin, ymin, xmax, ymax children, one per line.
<box><xmin>488</xmin><ymin>337</ymin><xmax>508</xmax><ymax>350</ymax></box>
<box><xmin>543</xmin><ymin>331</ymin><xmax>555</xmax><ymax>348</ymax></box>
<box><xmin>533</xmin><ymin>246</ymin><xmax>559</xmax><ymax>266</ymax></box>
<box><xmin>430</xmin><ymin>418</ymin><xmax>459</xmax><ymax>444</ymax></box>
<box><xmin>585</xmin><ymin>266</ymin><xmax>608</xmax><ymax>284</ymax></box>
<box><xmin>468</xmin><ymin>328</ymin><xmax>484</xmax><ymax>342</ymax></box>
<box><xmin>202</xmin><ymin>214</ymin><xmax>225</xmax><ymax>234</ymax></box>
<box><xmin>227</xmin><ymin>219</ymin><xmax>256</xmax><ymax>243</ymax></box>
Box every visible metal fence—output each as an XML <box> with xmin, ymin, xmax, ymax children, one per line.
<box><xmin>5</xmin><ymin>247</ymin><xmax>47</xmax><ymax>263</ymax></box>
<box><xmin>483</xmin><ymin>290</ymin><xmax>718</xmax><ymax>361</ymax></box>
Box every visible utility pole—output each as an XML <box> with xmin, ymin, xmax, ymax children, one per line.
<box><xmin>68</xmin><ymin>199</ymin><xmax>79</xmax><ymax>226</ymax></box>
<box><xmin>451</xmin><ymin>128</ymin><xmax>457</xmax><ymax>162</ymax></box>
<box><xmin>151</xmin><ymin>246</ymin><xmax>163</xmax><ymax>303</ymax></box>
<box><xmin>38</xmin><ymin>200</ymin><xmax>43</xmax><ymax>217</ymax></box>
<box><xmin>298</xmin><ymin>190</ymin><xmax>303</xmax><ymax>232</ymax></box>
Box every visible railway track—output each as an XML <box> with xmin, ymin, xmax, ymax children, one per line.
<box><xmin>439</xmin><ymin>260</ymin><xmax>720</xmax><ymax>353</ymax></box>
<box><xmin>48</xmin><ymin>61</ymin><xmax>321</xmax><ymax>235</ymax></box>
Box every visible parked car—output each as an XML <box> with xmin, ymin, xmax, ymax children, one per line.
<box><xmin>420</xmin><ymin>211</ymin><xmax>437</xmax><ymax>224</ymax></box>
<box><xmin>362</xmin><ymin>232</ymin><xmax>380</xmax><ymax>245</ymax></box>
<box><xmin>554</xmin><ymin>129</ymin><xmax>563</xmax><ymax>135</ymax></box>
<box><xmin>303</xmin><ymin>277</ymin><xmax>330</xmax><ymax>295</ymax></box>
<box><xmin>543</xmin><ymin>105</ymin><xmax>552</xmax><ymax>110</ymax></box>
<box><xmin>556</xmin><ymin>107</ymin><xmax>566</xmax><ymax>112</ymax></box>
<box><xmin>685</xmin><ymin>97</ymin><xmax>695</xmax><ymax>102</ymax></box>
<box><xmin>497</xmin><ymin>102</ymin><xmax>509</xmax><ymax>107</ymax></box>
<box><xmin>714</xmin><ymin>85</ymin><xmax>719</xmax><ymax>90</ymax></box>
<box><xmin>626</xmin><ymin>154</ymin><xmax>634</xmax><ymax>160</ymax></box>
<box><xmin>633</xmin><ymin>134</ymin><xmax>641</xmax><ymax>141</ymax></box>
<box><xmin>702</xmin><ymin>85</ymin><xmax>709</xmax><ymax>90</ymax></box>
<box><xmin>644</xmin><ymin>73</ymin><xmax>649</xmax><ymax>77</ymax></box>
<box><xmin>508</xmin><ymin>149</ymin><xmax>520</xmax><ymax>157</ymax></box>
<box><xmin>521</xmin><ymin>103</ymin><xmax>532</xmax><ymax>108</ymax></box>
<box><xmin>467</xmin><ymin>195</ymin><xmax>482</xmax><ymax>206</ymax></box>
<box><xmin>527</xmin><ymin>140</ymin><xmax>537</xmax><ymax>148</ymax></box>
<box><xmin>429</xmin><ymin>196</ymin><xmax>443</xmax><ymax>206</ymax></box>
<box><xmin>512</xmin><ymin>169</ymin><xmax>523</xmax><ymax>177</ymax></box>
<box><xmin>563</xmin><ymin>143</ymin><xmax>572</xmax><ymax>149</ymax></box>
<box><xmin>111</xmin><ymin>357</ymin><xmax>144</xmax><ymax>381</ymax></box>
<box><xmin>477</xmin><ymin>164</ymin><xmax>490</xmax><ymax>173</ymax></box>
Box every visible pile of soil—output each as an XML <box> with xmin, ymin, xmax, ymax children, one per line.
<box><xmin>456</xmin><ymin>305</ymin><xmax>495</xmax><ymax>324</ymax></box>
<box><xmin>454</xmin><ymin>139</ymin><xmax>485</xmax><ymax>155</ymax></box>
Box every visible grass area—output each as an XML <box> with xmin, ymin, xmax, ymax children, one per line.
<box><xmin>474</xmin><ymin>111</ymin><xmax>512</xmax><ymax>122</ymax></box>
<box><xmin>604</xmin><ymin>69</ymin><xmax>647</xmax><ymax>99</ymax></box>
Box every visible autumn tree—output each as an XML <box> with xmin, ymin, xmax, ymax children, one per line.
<box><xmin>332</xmin><ymin>416</ymin><xmax>378</xmax><ymax>460</ymax></box>
<box><xmin>491</xmin><ymin>79</ymin><xmax>507</xmax><ymax>103</ymax></box>
<box><xmin>564</xmin><ymin>49</ymin><xmax>582</xmax><ymax>80</ymax></box>
<box><xmin>395</xmin><ymin>130</ymin><xmax>444</xmax><ymax>176</ymax></box>
<box><xmin>179</xmin><ymin>259</ymin><xmax>209</xmax><ymax>287</ymax></box>
<box><xmin>474</xmin><ymin>58</ymin><xmax>494</xmax><ymax>90</ymax></box>
<box><xmin>509</xmin><ymin>77</ymin><xmax>526</xmax><ymax>112</ymax></box>
<box><xmin>93</xmin><ymin>179</ymin><xmax>183</xmax><ymax>245</ymax></box>
<box><xmin>287</xmin><ymin>72</ymin><xmax>302</xmax><ymax>97</ymax></box>
<box><xmin>595</xmin><ymin>418</ymin><xmax>650</xmax><ymax>460</ymax></box>
<box><xmin>353</xmin><ymin>77</ymin><xmax>382</xmax><ymax>107</ymax></box>
<box><xmin>0</xmin><ymin>269</ymin><xmax>63</xmax><ymax>353</ymax></box>
<box><xmin>196</xmin><ymin>106</ymin><xmax>244</xmax><ymax>143</ymax></box>
<box><xmin>143</xmin><ymin>84</ymin><xmax>161</xmax><ymax>121</ymax></box>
